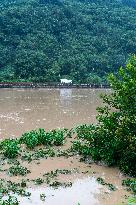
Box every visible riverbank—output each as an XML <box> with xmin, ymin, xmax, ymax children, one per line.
<box><xmin>0</xmin><ymin>82</ymin><xmax>110</xmax><ymax>89</ymax></box>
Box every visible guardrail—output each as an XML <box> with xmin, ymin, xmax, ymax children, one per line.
<box><xmin>0</xmin><ymin>82</ymin><xmax>110</xmax><ymax>89</ymax></box>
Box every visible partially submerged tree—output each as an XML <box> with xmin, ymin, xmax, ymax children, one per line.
<box><xmin>74</xmin><ymin>55</ymin><xmax>136</xmax><ymax>176</ymax></box>
<box><xmin>96</xmin><ymin>55</ymin><xmax>136</xmax><ymax>176</ymax></box>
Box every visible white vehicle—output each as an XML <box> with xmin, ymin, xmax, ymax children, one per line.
<box><xmin>60</xmin><ymin>79</ymin><xmax>72</xmax><ymax>84</ymax></box>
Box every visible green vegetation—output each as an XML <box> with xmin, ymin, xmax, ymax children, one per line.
<box><xmin>2</xmin><ymin>140</ymin><xmax>20</xmax><ymax>159</ymax></box>
<box><xmin>8</xmin><ymin>165</ymin><xmax>31</xmax><ymax>176</ymax></box>
<box><xmin>49</xmin><ymin>180</ymin><xmax>72</xmax><ymax>188</ymax></box>
<box><xmin>43</xmin><ymin>168</ymin><xmax>78</xmax><ymax>178</ymax></box>
<box><xmin>122</xmin><ymin>179</ymin><xmax>136</xmax><ymax>194</ymax></box>
<box><xmin>116</xmin><ymin>197</ymin><xmax>136</xmax><ymax>205</ymax></box>
<box><xmin>96</xmin><ymin>177</ymin><xmax>117</xmax><ymax>191</ymax></box>
<box><xmin>0</xmin><ymin>179</ymin><xmax>31</xmax><ymax>198</ymax></box>
<box><xmin>19</xmin><ymin>128</ymin><xmax>67</xmax><ymax>149</ymax></box>
<box><xmin>72</xmin><ymin>56</ymin><xmax>136</xmax><ymax>177</ymax></box>
<box><xmin>0</xmin><ymin>128</ymin><xmax>67</xmax><ymax>157</ymax></box>
<box><xmin>127</xmin><ymin>197</ymin><xmax>136</xmax><ymax>205</ymax></box>
<box><xmin>40</xmin><ymin>193</ymin><xmax>46</xmax><ymax>201</ymax></box>
<box><xmin>0</xmin><ymin>0</ymin><xmax>136</xmax><ymax>83</ymax></box>
<box><xmin>0</xmin><ymin>196</ymin><xmax>19</xmax><ymax>205</ymax></box>
<box><xmin>0</xmin><ymin>127</ymin><xmax>74</xmax><ymax>202</ymax></box>
<box><xmin>27</xmin><ymin>147</ymin><xmax>55</xmax><ymax>160</ymax></box>
<box><xmin>0</xmin><ymin>56</ymin><xmax>136</xmax><ymax>204</ymax></box>
<box><xmin>33</xmin><ymin>178</ymin><xmax>44</xmax><ymax>185</ymax></box>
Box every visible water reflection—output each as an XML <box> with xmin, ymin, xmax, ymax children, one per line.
<box><xmin>60</xmin><ymin>89</ymin><xmax>72</xmax><ymax>107</ymax></box>
<box><xmin>15</xmin><ymin>177</ymin><xmax>101</xmax><ymax>205</ymax></box>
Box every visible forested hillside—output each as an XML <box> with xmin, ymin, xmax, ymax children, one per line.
<box><xmin>0</xmin><ymin>0</ymin><xmax>136</xmax><ymax>83</ymax></box>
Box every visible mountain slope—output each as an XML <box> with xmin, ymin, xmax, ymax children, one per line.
<box><xmin>0</xmin><ymin>0</ymin><xmax>136</xmax><ymax>82</ymax></box>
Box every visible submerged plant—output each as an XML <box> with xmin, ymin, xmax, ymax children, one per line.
<box><xmin>40</xmin><ymin>193</ymin><xmax>46</xmax><ymax>201</ymax></box>
<box><xmin>8</xmin><ymin>165</ymin><xmax>31</xmax><ymax>176</ymax></box>
<box><xmin>33</xmin><ymin>178</ymin><xmax>44</xmax><ymax>185</ymax></box>
<box><xmin>122</xmin><ymin>178</ymin><xmax>136</xmax><ymax>194</ymax></box>
<box><xmin>49</xmin><ymin>181</ymin><xmax>72</xmax><ymax>188</ymax></box>
<box><xmin>0</xmin><ymin>179</ymin><xmax>31</xmax><ymax>198</ymax></box>
<box><xmin>97</xmin><ymin>177</ymin><xmax>117</xmax><ymax>191</ymax></box>
<box><xmin>0</xmin><ymin>196</ymin><xmax>19</xmax><ymax>205</ymax></box>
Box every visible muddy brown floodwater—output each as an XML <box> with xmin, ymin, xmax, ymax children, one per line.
<box><xmin>0</xmin><ymin>88</ymin><xmax>110</xmax><ymax>139</ymax></box>
<box><xmin>1</xmin><ymin>155</ymin><xmax>129</xmax><ymax>205</ymax></box>
<box><xmin>0</xmin><ymin>88</ymin><xmax>131</xmax><ymax>205</ymax></box>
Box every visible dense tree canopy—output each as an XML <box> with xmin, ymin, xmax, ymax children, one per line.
<box><xmin>0</xmin><ymin>0</ymin><xmax>136</xmax><ymax>82</ymax></box>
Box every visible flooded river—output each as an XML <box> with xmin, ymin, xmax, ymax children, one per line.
<box><xmin>0</xmin><ymin>88</ymin><xmax>131</xmax><ymax>205</ymax></box>
<box><xmin>0</xmin><ymin>88</ymin><xmax>110</xmax><ymax>139</ymax></box>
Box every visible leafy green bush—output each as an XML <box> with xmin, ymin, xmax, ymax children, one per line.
<box><xmin>52</xmin><ymin>129</ymin><xmax>65</xmax><ymax>146</ymax></box>
<box><xmin>119</xmin><ymin>151</ymin><xmax>136</xmax><ymax>177</ymax></box>
<box><xmin>36</xmin><ymin>128</ymin><xmax>47</xmax><ymax>145</ymax></box>
<box><xmin>3</xmin><ymin>140</ymin><xmax>20</xmax><ymax>159</ymax></box>
<box><xmin>41</xmin><ymin>131</ymin><xmax>53</xmax><ymax>146</ymax></box>
<box><xmin>122</xmin><ymin>178</ymin><xmax>136</xmax><ymax>194</ymax></box>
<box><xmin>19</xmin><ymin>128</ymin><xmax>66</xmax><ymax>149</ymax></box>
<box><xmin>39</xmin><ymin>129</ymin><xmax>66</xmax><ymax>146</ymax></box>
<box><xmin>73</xmin><ymin>56</ymin><xmax>136</xmax><ymax>176</ymax></box>
<box><xmin>20</xmin><ymin>130</ymin><xmax>39</xmax><ymax>149</ymax></box>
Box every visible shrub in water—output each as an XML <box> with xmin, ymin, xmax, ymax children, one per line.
<box><xmin>52</xmin><ymin>129</ymin><xmax>65</xmax><ymax>146</ymax></box>
<box><xmin>20</xmin><ymin>130</ymin><xmax>39</xmax><ymax>149</ymax></box>
<box><xmin>73</xmin><ymin>56</ymin><xmax>136</xmax><ymax>176</ymax></box>
<box><xmin>3</xmin><ymin>140</ymin><xmax>20</xmax><ymax>159</ymax></box>
<box><xmin>19</xmin><ymin>128</ymin><xmax>66</xmax><ymax>148</ymax></box>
